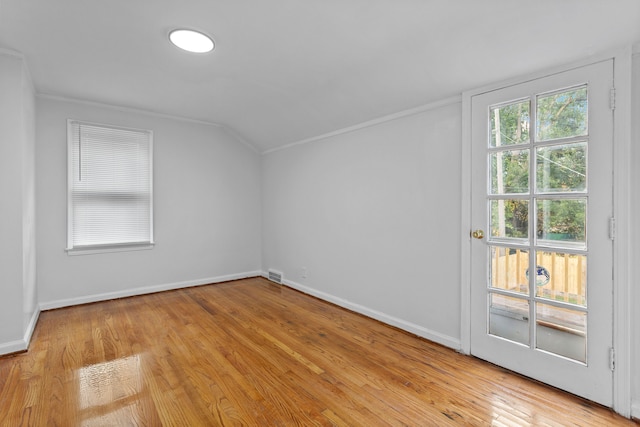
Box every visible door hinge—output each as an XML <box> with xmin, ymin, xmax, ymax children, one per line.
<box><xmin>610</xmin><ymin>87</ymin><xmax>616</xmax><ymax>110</ymax></box>
<box><xmin>609</xmin><ymin>348</ymin><xmax>615</xmax><ymax>371</ymax></box>
<box><xmin>609</xmin><ymin>217</ymin><xmax>616</xmax><ymax>240</ymax></box>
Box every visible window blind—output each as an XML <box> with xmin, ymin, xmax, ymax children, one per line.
<box><xmin>67</xmin><ymin>120</ymin><xmax>153</xmax><ymax>250</ymax></box>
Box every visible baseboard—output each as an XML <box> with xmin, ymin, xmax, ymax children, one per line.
<box><xmin>24</xmin><ymin>307</ymin><xmax>41</xmax><ymax>348</ymax></box>
<box><xmin>0</xmin><ymin>339</ymin><xmax>27</xmax><ymax>356</ymax></box>
<box><xmin>39</xmin><ymin>270</ymin><xmax>262</xmax><ymax>311</ymax></box>
<box><xmin>280</xmin><ymin>277</ymin><xmax>461</xmax><ymax>351</ymax></box>
<box><xmin>632</xmin><ymin>401</ymin><xmax>640</xmax><ymax>420</ymax></box>
<box><xmin>0</xmin><ymin>308</ymin><xmax>41</xmax><ymax>356</ymax></box>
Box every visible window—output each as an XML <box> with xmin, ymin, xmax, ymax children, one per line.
<box><xmin>67</xmin><ymin>120</ymin><xmax>153</xmax><ymax>254</ymax></box>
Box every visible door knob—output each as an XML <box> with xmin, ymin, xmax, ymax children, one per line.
<box><xmin>472</xmin><ymin>229</ymin><xmax>485</xmax><ymax>240</ymax></box>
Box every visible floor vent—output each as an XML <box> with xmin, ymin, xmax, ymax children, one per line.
<box><xmin>267</xmin><ymin>270</ymin><xmax>283</xmax><ymax>284</ymax></box>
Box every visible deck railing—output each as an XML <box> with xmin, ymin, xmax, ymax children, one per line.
<box><xmin>491</xmin><ymin>248</ymin><xmax>585</xmax><ymax>306</ymax></box>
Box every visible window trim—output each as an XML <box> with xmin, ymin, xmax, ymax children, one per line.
<box><xmin>66</xmin><ymin>242</ymin><xmax>155</xmax><ymax>256</ymax></box>
<box><xmin>66</xmin><ymin>119</ymin><xmax>154</xmax><ymax>254</ymax></box>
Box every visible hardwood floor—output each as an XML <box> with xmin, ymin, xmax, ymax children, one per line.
<box><xmin>0</xmin><ymin>277</ymin><xmax>636</xmax><ymax>426</ymax></box>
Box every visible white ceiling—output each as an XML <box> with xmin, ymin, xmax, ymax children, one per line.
<box><xmin>1</xmin><ymin>1</ymin><xmax>639</xmax><ymax>152</ymax></box>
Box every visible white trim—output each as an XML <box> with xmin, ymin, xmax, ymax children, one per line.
<box><xmin>39</xmin><ymin>271</ymin><xmax>262</xmax><ymax>311</ymax></box>
<box><xmin>0</xmin><ymin>308</ymin><xmax>41</xmax><ymax>356</ymax></box>
<box><xmin>36</xmin><ymin>93</ymin><xmax>259</xmax><ymax>153</ymax></box>
<box><xmin>0</xmin><ymin>339</ymin><xmax>27</xmax><ymax>356</ymax></box>
<box><xmin>66</xmin><ymin>243</ymin><xmax>155</xmax><ymax>256</ymax></box>
<box><xmin>276</xmin><ymin>275</ymin><xmax>461</xmax><ymax>351</ymax></box>
<box><xmin>459</xmin><ymin>87</ymin><xmax>472</xmax><ymax>355</ymax></box>
<box><xmin>23</xmin><ymin>308</ymin><xmax>41</xmax><ymax>350</ymax></box>
<box><xmin>632</xmin><ymin>402</ymin><xmax>640</xmax><ymax>420</ymax></box>
<box><xmin>631</xmin><ymin>48</ymin><xmax>640</xmax><ymax>423</ymax></box>
<box><xmin>612</xmin><ymin>47</ymin><xmax>633</xmax><ymax>419</ymax></box>
<box><xmin>262</xmin><ymin>95</ymin><xmax>462</xmax><ymax>155</ymax></box>
<box><xmin>463</xmin><ymin>49</ymin><xmax>628</xmax><ymax>100</ymax></box>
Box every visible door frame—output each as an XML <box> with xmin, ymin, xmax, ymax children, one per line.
<box><xmin>460</xmin><ymin>48</ymin><xmax>633</xmax><ymax>417</ymax></box>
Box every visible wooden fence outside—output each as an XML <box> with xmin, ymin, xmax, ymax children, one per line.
<box><xmin>491</xmin><ymin>248</ymin><xmax>585</xmax><ymax>306</ymax></box>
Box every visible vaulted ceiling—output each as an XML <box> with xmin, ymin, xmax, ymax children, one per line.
<box><xmin>1</xmin><ymin>0</ymin><xmax>639</xmax><ymax>152</ymax></box>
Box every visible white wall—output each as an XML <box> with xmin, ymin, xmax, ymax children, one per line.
<box><xmin>21</xmin><ymin>54</ymin><xmax>37</xmax><ymax>341</ymax></box>
<box><xmin>36</xmin><ymin>97</ymin><xmax>261</xmax><ymax>307</ymax></box>
<box><xmin>631</xmin><ymin>49</ymin><xmax>640</xmax><ymax>420</ymax></box>
<box><xmin>262</xmin><ymin>70</ymin><xmax>640</xmax><ymax>417</ymax></box>
<box><xmin>0</xmin><ymin>51</ymin><xmax>37</xmax><ymax>353</ymax></box>
<box><xmin>262</xmin><ymin>101</ymin><xmax>462</xmax><ymax>348</ymax></box>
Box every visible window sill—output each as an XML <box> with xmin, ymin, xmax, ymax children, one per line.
<box><xmin>66</xmin><ymin>242</ymin><xmax>155</xmax><ymax>256</ymax></box>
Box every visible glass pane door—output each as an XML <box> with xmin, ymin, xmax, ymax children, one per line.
<box><xmin>470</xmin><ymin>60</ymin><xmax>613</xmax><ymax>406</ymax></box>
<box><xmin>488</xmin><ymin>85</ymin><xmax>589</xmax><ymax>363</ymax></box>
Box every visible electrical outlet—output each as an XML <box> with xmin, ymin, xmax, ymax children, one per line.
<box><xmin>301</xmin><ymin>267</ymin><xmax>307</xmax><ymax>279</ymax></box>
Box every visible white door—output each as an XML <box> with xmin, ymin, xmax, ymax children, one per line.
<box><xmin>470</xmin><ymin>60</ymin><xmax>614</xmax><ymax>406</ymax></box>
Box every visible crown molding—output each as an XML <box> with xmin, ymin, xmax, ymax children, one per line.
<box><xmin>36</xmin><ymin>93</ymin><xmax>259</xmax><ymax>153</ymax></box>
<box><xmin>262</xmin><ymin>95</ymin><xmax>462</xmax><ymax>155</ymax></box>
<box><xmin>0</xmin><ymin>47</ymin><xmax>24</xmax><ymax>59</ymax></box>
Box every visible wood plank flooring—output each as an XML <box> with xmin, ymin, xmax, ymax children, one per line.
<box><xmin>0</xmin><ymin>277</ymin><xmax>636</xmax><ymax>426</ymax></box>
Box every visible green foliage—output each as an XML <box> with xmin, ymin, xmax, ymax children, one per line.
<box><xmin>537</xmin><ymin>87</ymin><xmax>587</xmax><ymax>141</ymax></box>
<box><xmin>490</xmin><ymin>87</ymin><xmax>588</xmax><ymax>242</ymax></box>
<box><xmin>491</xmin><ymin>200</ymin><xmax>528</xmax><ymax>238</ymax></box>
<box><xmin>536</xmin><ymin>143</ymin><xmax>586</xmax><ymax>193</ymax></box>
<box><xmin>490</xmin><ymin>150</ymin><xmax>529</xmax><ymax>194</ymax></box>
<box><xmin>537</xmin><ymin>199</ymin><xmax>586</xmax><ymax>240</ymax></box>
<box><xmin>490</xmin><ymin>100</ymin><xmax>529</xmax><ymax>147</ymax></box>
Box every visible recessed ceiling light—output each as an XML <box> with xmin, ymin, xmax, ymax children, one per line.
<box><xmin>169</xmin><ymin>29</ymin><xmax>215</xmax><ymax>53</ymax></box>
